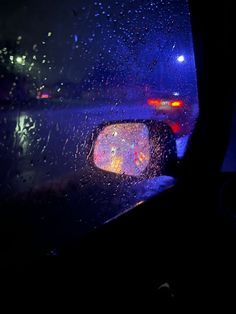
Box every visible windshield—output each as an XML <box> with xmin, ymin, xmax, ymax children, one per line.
<box><xmin>0</xmin><ymin>0</ymin><xmax>198</xmax><ymax>252</ymax></box>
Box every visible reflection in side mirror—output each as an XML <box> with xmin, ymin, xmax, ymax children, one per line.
<box><xmin>93</xmin><ymin>123</ymin><xmax>150</xmax><ymax>176</ymax></box>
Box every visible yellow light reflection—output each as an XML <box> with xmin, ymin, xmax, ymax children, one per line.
<box><xmin>110</xmin><ymin>156</ymin><xmax>123</xmax><ymax>173</ymax></box>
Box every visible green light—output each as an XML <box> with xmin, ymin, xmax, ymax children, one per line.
<box><xmin>16</xmin><ymin>56</ymin><xmax>23</xmax><ymax>64</ymax></box>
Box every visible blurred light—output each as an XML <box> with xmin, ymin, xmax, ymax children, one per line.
<box><xmin>139</xmin><ymin>152</ymin><xmax>146</xmax><ymax>162</ymax></box>
<box><xmin>16</xmin><ymin>56</ymin><xmax>23</xmax><ymax>64</ymax></box>
<box><xmin>147</xmin><ymin>98</ymin><xmax>161</xmax><ymax>106</ymax></box>
<box><xmin>74</xmin><ymin>34</ymin><xmax>78</xmax><ymax>43</ymax></box>
<box><xmin>170</xmin><ymin>100</ymin><xmax>183</xmax><ymax>107</ymax></box>
<box><xmin>37</xmin><ymin>92</ymin><xmax>50</xmax><ymax>99</ymax></box>
<box><xmin>177</xmin><ymin>55</ymin><xmax>185</xmax><ymax>63</ymax></box>
<box><xmin>111</xmin><ymin>156</ymin><xmax>122</xmax><ymax>173</ymax></box>
<box><xmin>173</xmin><ymin>92</ymin><xmax>180</xmax><ymax>96</ymax></box>
<box><xmin>168</xmin><ymin>121</ymin><xmax>181</xmax><ymax>134</ymax></box>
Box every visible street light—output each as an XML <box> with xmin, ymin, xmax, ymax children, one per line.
<box><xmin>16</xmin><ymin>56</ymin><xmax>23</xmax><ymax>64</ymax></box>
<box><xmin>16</xmin><ymin>56</ymin><xmax>26</xmax><ymax>65</ymax></box>
<box><xmin>177</xmin><ymin>55</ymin><xmax>185</xmax><ymax>63</ymax></box>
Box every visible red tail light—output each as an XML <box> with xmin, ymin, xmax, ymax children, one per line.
<box><xmin>147</xmin><ymin>98</ymin><xmax>161</xmax><ymax>106</ymax></box>
<box><xmin>168</xmin><ymin>121</ymin><xmax>181</xmax><ymax>134</ymax></box>
<box><xmin>148</xmin><ymin>98</ymin><xmax>184</xmax><ymax>107</ymax></box>
<box><xmin>170</xmin><ymin>100</ymin><xmax>183</xmax><ymax>107</ymax></box>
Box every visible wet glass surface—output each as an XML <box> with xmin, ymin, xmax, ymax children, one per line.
<box><xmin>0</xmin><ymin>0</ymin><xmax>198</xmax><ymax>250</ymax></box>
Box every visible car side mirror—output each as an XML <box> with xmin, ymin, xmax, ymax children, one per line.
<box><xmin>92</xmin><ymin>120</ymin><xmax>177</xmax><ymax>178</ymax></box>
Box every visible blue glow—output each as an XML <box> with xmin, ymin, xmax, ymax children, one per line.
<box><xmin>74</xmin><ymin>34</ymin><xmax>78</xmax><ymax>43</ymax></box>
<box><xmin>177</xmin><ymin>55</ymin><xmax>185</xmax><ymax>63</ymax></box>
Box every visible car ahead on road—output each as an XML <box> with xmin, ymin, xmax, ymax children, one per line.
<box><xmin>80</xmin><ymin>85</ymin><xmax>198</xmax><ymax>138</ymax></box>
<box><xmin>146</xmin><ymin>90</ymin><xmax>197</xmax><ymax>137</ymax></box>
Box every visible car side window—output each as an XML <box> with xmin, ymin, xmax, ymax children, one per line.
<box><xmin>0</xmin><ymin>0</ymin><xmax>198</xmax><ymax>244</ymax></box>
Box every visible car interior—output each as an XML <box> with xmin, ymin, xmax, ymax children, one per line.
<box><xmin>0</xmin><ymin>0</ymin><xmax>235</xmax><ymax>310</ymax></box>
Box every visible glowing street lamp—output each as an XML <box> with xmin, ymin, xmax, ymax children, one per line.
<box><xmin>177</xmin><ymin>55</ymin><xmax>185</xmax><ymax>63</ymax></box>
<box><xmin>16</xmin><ymin>56</ymin><xmax>23</xmax><ymax>64</ymax></box>
<box><xmin>16</xmin><ymin>56</ymin><xmax>26</xmax><ymax>65</ymax></box>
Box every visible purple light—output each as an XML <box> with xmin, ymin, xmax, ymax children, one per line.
<box><xmin>74</xmin><ymin>34</ymin><xmax>78</xmax><ymax>43</ymax></box>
